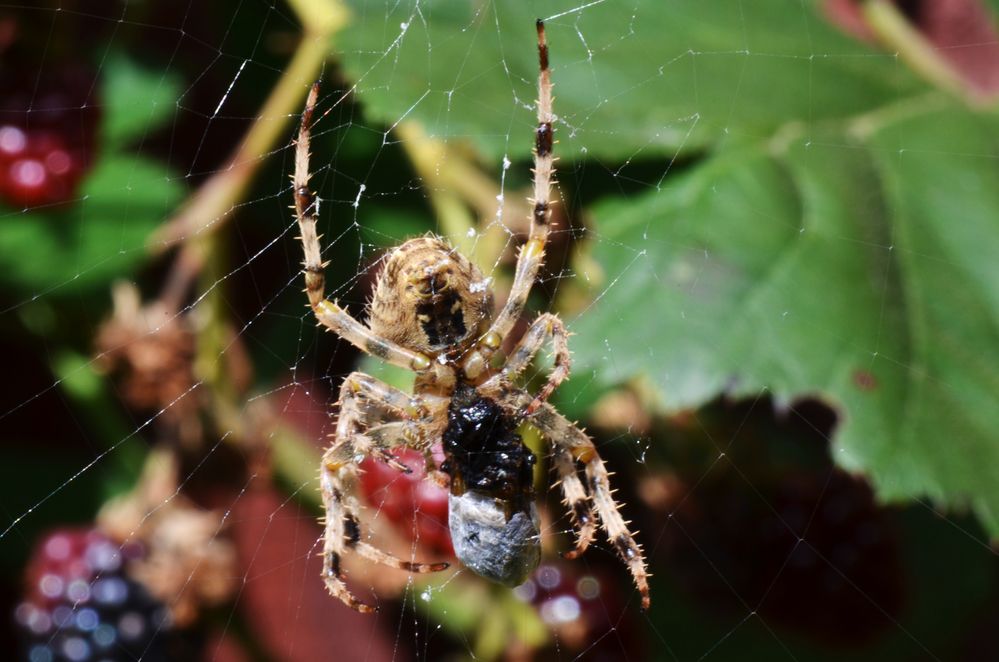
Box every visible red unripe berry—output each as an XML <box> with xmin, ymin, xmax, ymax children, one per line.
<box><xmin>358</xmin><ymin>447</ymin><xmax>452</xmax><ymax>555</ymax></box>
<box><xmin>0</xmin><ymin>125</ymin><xmax>85</xmax><ymax>207</ymax></box>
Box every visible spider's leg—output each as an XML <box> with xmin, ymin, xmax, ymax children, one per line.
<box><xmin>354</xmin><ymin>541</ymin><xmax>450</xmax><ymax>574</ymax></box>
<box><xmin>294</xmin><ymin>84</ymin><xmax>431</xmax><ymax>373</ymax></box>
<box><xmin>363</xmin><ymin>421</ymin><xmax>428</xmax><ymax>473</ymax></box>
<box><xmin>483</xmin><ymin>312</ymin><xmax>570</xmax><ymax>414</ymax></box>
<box><xmin>319</xmin><ymin>462</ymin><xmax>376</xmax><ymax>613</ymax></box>
<box><xmin>482</xmin><ymin>20</ymin><xmax>555</xmax><ymax>345</ymax></box>
<box><xmin>581</xmin><ymin>446</ymin><xmax>650</xmax><ymax>610</ymax></box>
<box><xmin>320</xmin><ymin>373</ymin><xmax>448</xmax><ymax>613</ymax></box>
<box><xmin>523</xmin><ymin>397</ymin><xmax>651</xmax><ymax>611</ymax></box>
<box><xmin>552</xmin><ymin>444</ymin><xmax>596</xmax><ymax>559</ymax></box>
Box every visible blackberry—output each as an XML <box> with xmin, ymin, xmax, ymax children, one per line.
<box><xmin>359</xmin><ymin>446</ymin><xmax>452</xmax><ymax>556</ymax></box>
<box><xmin>0</xmin><ymin>126</ymin><xmax>87</xmax><ymax>208</ymax></box>
<box><xmin>15</xmin><ymin>528</ymin><xmax>175</xmax><ymax>662</ymax></box>
<box><xmin>0</xmin><ymin>12</ymin><xmax>99</xmax><ymax>208</ymax></box>
<box><xmin>666</xmin><ymin>456</ymin><xmax>904</xmax><ymax>645</ymax></box>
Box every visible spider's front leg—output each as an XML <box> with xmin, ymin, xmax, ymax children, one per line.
<box><xmin>321</xmin><ymin>372</ymin><xmax>448</xmax><ymax>613</ymax></box>
<box><xmin>479</xmin><ymin>20</ymin><xmax>556</xmax><ymax>349</ymax></box>
<box><xmin>294</xmin><ymin>84</ymin><xmax>432</xmax><ymax>375</ymax></box>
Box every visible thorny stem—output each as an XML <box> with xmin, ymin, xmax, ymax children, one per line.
<box><xmin>861</xmin><ymin>0</ymin><xmax>974</xmax><ymax>102</ymax></box>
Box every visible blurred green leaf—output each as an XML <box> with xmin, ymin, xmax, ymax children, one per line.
<box><xmin>339</xmin><ymin>0</ymin><xmax>920</xmax><ymax>160</ymax></box>
<box><xmin>572</xmin><ymin>101</ymin><xmax>999</xmax><ymax>535</ymax></box>
<box><xmin>416</xmin><ymin>576</ymin><xmax>548</xmax><ymax>660</ymax></box>
<box><xmin>0</xmin><ymin>154</ymin><xmax>183</xmax><ymax>294</ymax></box>
<box><xmin>361</xmin><ymin>205</ymin><xmax>434</xmax><ymax>247</ymax></box>
<box><xmin>102</xmin><ymin>53</ymin><xmax>182</xmax><ymax>149</ymax></box>
<box><xmin>338</xmin><ymin>1</ymin><xmax>999</xmax><ymax>534</ymax></box>
<box><xmin>51</xmin><ymin>351</ymin><xmax>146</xmax><ymax>497</ymax></box>
<box><xmin>0</xmin><ymin>52</ymin><xmax>183</xmax><ymax>296</ymax></box>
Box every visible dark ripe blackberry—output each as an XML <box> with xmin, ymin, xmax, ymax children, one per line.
<box><xmin>15</xmin><ymin>528</ymin><xmax>176</xmax><ymax>662</ymax></box>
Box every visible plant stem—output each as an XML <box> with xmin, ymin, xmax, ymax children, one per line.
<box><xmin>269</xmin><ymin>420</ymin><xmax>322</xmax><ymax>509</ymax></box>
<box><xmin>861</xmin><ymin>0</ymin><xmax>970</xmax><ymax>101</ymax></box>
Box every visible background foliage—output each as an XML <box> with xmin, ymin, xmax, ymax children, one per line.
<box><xmin>1</xmin><ymin>1</ymin><xmax>998</xmax><ymax>660</ymax></box>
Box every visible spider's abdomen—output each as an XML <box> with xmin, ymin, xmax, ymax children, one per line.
<box><xmin>447</xmin><ymin>491</ymin><xmax>540</xmax><ymax>587</ymax></box>
<box><xmin>442</xmin><ymin>385</ymin><xmax>540</xmax><ymax>586</ymax></box>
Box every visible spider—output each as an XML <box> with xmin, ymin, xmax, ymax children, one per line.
<box><xmin>293</xmin><ymin>20</ymin><xmax>649</xmax><ymax>613</ymax></box>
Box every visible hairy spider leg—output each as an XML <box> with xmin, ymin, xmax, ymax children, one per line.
<box><xmin>483</xmin><ymin>20</ymin><xmax>556</xmax><ymax>346</ymax></box>
<box><xmin>505</xmin><ymin>392</ymin><xmax>651</xmax><ymax>611</ymax></box>
<box><xmin>321</xmin><ymin>372</ymin><xmax>448</xmax><ymax>612</ymax></box>
<box><xmin>535</xmin><ymin>403</ymin><xmax>650</xmax><ymax>610</ymax></box>
<box><xmin>294</xmin><ymin>84</ymin><xmax>432</xmax><ymax>374</ymax></box>
<box><xmin>552</xmin><ymin>444</ymin><xmax>597</xmax><ymax>559</ymax></box>
<box><xmin>483</xmin><ymin>312</ymin><xmax>571</xmax><ymax>414</ymax></box>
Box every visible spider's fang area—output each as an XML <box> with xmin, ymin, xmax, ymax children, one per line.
<box><xmin>416</xmin><ymin>289</ymin><xmax>467</xmax><ymax>347</ymax></box>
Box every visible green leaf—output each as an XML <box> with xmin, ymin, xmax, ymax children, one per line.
<box><xmin>0</xmin><ymin>155</ymin><xmax>184</xmax><ymax>294</ymax></box>
<box><xmin>102</xmin><ymin>53</ymin><xmax>182</xmax><ymax>148</ymax></box>
<box><xmin>338</xmin><ymin>0</ymin><xmax>921</xmax><ymax>160</ymax></box>
<box><xmin>571</xmin><ymin>101</ymin><xmax>999</xmax><ymax>535</ymax></box>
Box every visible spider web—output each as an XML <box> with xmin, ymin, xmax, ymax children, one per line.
<box><xmin>1</xmin><ymin>1</ymin><xmax>998</xmax><ymax>660</ymax></box>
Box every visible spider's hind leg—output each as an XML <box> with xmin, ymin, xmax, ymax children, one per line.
<box><xmin>319</xmin><ymin>465</ymin><xmax>377</xmax><ymax>613</ymax></box>
<box><xmin>552</xmin><ymin>444</ymin><xmax>596</xmax><ymax>559</ymax></box>
<box><xmin>522</xmin><ymin>396</ymin><xmax>651</xmax><ymax>610</ymax></box>
<box><xmin>320</xmin><ymin>373</ymin><xmax>449</xmax><ymax>613</ymax></box>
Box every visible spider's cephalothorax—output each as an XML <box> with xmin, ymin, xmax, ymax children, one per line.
<box><xmin>369</xmin><ymin>237</ymin><xmax>494</xmax><ymax>359</ymax></box>
<box><xmin>293</xmin><ymin>20</ymin><xmax>650</xmax><ymax>614</ymax></box>
<box><xmin>442</xmin><ymin>384</ymin><xmax>540</xmax><ymax>586</ymax></box>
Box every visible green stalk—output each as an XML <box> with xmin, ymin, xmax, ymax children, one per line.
<box><xmin>862</xmin><ymin>0</ymin><xmax>971</xmax><ymax>101</ymax></box>
<box><xmin>149</xmin><ymin>0</ymin><xmax>350</xmax><ymax>322</ymax></box>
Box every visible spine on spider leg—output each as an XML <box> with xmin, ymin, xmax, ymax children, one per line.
<box><xmin>293</xmin><ymin>82</ymin><xmax>328</xmax><ymax>310</ymax></box>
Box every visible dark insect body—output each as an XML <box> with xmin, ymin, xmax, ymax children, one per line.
<box><xmin>442</xmin><ymin>385</ymin><xmax>540</xmax><ymax>586</ymax></box>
